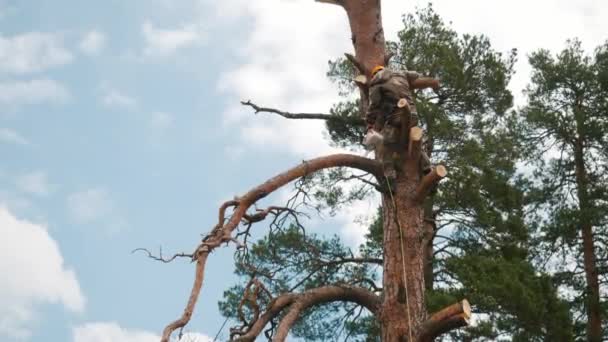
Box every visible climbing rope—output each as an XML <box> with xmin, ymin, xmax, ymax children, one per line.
<box><xmin>384</xmin><ymin>173</ymin><xmax>414</xmax><ymax>342</ymax></box>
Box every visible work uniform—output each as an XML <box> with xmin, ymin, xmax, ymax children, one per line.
<box><xmin>365</xmin><ymin>68</ymin><xmax>431</xmax><ymax>180</ymax></box>
<box><xmin>366</xmin><ymin>68</ymin><xmax>420</xmax><ymax>131</ymax></box>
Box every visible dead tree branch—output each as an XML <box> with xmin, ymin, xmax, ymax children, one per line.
<box><xmin>161</xmin><ymin>252</ymin><xmax>208</xmax><ymax>342</ymax></box>
<box><xmin>344</xmin><ymin>52</ymin><xmax>368</xmax><ymax>76</ymax></box>
<box><xmin>160</xmin><ymin>154</ymin><xmax>382</xmax><ymax>342</ymax></box>
<box><xmin>131</xmin><ymin>247</ymin><xmax>193</xmax><ymax>263</ymax></box>
<box><xmin>233</xmin><ymin>285</ymin><xmax>380</xmax><ymax>342</ymax></box>
<box><xmin>241</xmin><ymin>100</ymin><xmax>333</xmax><ymax>120</ymax></box>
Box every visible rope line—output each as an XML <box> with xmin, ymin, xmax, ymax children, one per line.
<box><xmin>384</xmin><ymin>173</ymin><xmax>414</xmax><ymax>342</ymax></box>
<box><xmin>213</xmin><ymin>316</ymin><xmax>229</xmax><ymax>342</ymax></box>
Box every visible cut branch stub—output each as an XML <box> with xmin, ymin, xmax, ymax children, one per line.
<box><xmin>344</xmin><ymin>52</ymin><xmax>368</xmax><ymax>76</ymax></box>
<box><xmin>408</xmin><ymin>126</ymin><xmax>423</xmax><ymax>158</ymax></box>
<box><xmin>414</xmin><ymin>165</ymin><xmax>447</xmax><ymax>202</ymax></box>
<box><xmin>354</xmin><ymin>74</ymin><xmax>368</xmax><ymax>86</ymax></box>
<box><xmin>419</xmin><ymin>299</ymin><xmax>471</xmax><ymax>341</ymax></box>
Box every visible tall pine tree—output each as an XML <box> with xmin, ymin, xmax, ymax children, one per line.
<box><xmin>522</xmin><ymin>39</ymin><xmax>608</xmax><ymax>341</ymax></box>
<box><xmin>218</xmin><ymin>6</ymin><xmax>572</xmax><ymax>341</ymax></box>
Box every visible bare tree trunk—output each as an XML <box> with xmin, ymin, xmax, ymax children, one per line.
<box><xmin>342</xmin><ymin>0</ymin><xmax>386</xmax><ymax>74</ymax></box>
<box><xmin>381</xmin><ymin>157</ymin><xmax>427</xmax><ymax>341</ymax></box>
<box><xmin>331</xmin><ymin>0</ymin><xmax>386</xmax><ymax>115</ymax></box>
<box><xmin>325</xmin><ymin>1</ymin><xmax>428</xmax><ymax>340</ymax></box>
<box><xmin>574</xmin><ymin>140</ymin><xmax>602</xmax><ymax>342</ymax></box>
<box><xmin>285</xmin><ymin>2</ymin><xmax>467</xmax><ymax>340</ymax></box>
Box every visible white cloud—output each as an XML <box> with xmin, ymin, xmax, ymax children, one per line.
<box><xmin>151</xmin><ymin>111</ymin><xmax>174</xmax><ymax>129</ymax></box>
<box><xmin>0</xmin><ymin>79</ymin><xmax>70</xmax><ymax>107</ymax></box>
<box><xmin>142</xmin><ymin>20</ymin><xmax>205</xmax><ymax>57</ymax></box>
<box><xmin>207</xmin><ymin>0</ymin><xmax>608</xmax><ymax>243</ymax></box>
<box><xmin>101</xmin><ymin>87</ymin><xmax>138</xmax><ymax>110</ymax></box>
<box><xmin>214</xmin><ymin>0</ymin><xmax>608</xmax><ymax>157</ymax></box>
<box><xmin>0</xmin><ymin>128</ymin><xmax>29</xmax><ymax>146</ymax></box>
<box><xmin>0</xmin><ymin>191</ymin><xmax>32</xmax><ymax>215</ymax></box>
<box><xmin>0</xmin><ymin>32</ymin><xmax>73</xmax><ymax>74</ymax></box>
<box><xmin>73</xmin><ymin>322</ymin><xmax>158</xmax><ymax>342</ymax></box>
<box><xmin>336</xmin><ymin>195</ymin><xmax>380</xmax><ymax>247</ymax></box>
<box><xmin>215</xmin><ymin>0</ymin><xmax>351</xmax><ymax>158</ymax></box>
<box><xmin>379</xmin><ymin>0</ymin><xmax>608</xmax><ymax>105</ymax></box>
<box><xmin>67</xmin><ymin>187</ymin><xmax>113</xmax><ymax>223</ymax></box>
<box><xmin>0</xmin><ymin>207</ymin><xmax>85</xmax><ymax>339</ymax></box>
<box><xmin>72</xmin><ymin>322</ymin><xmax>213</xmax><ymax>342</ymax></box>
<box><xmin>80</xmin><ymin>30</ymin><xmax>106</xmax><ymax>56</ymax></box>
<box><xmin>16</xmin><ymin>171</ymin><xmax>53</xmax><ymax>197</ymax></box>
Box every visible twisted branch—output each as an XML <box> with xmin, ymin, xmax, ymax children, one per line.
<box><xmin>234</xmin><ymin>285</ymin><xmax>380</xmax><ymax>342</ymax></box>
<box><xmin>160</xmin><ymin>154</ymin><xmax>382</xmax><ymax>342</ymax></box>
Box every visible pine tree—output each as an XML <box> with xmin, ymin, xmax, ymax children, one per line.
<box><xmin>522</xmin><ymin>39</ymin><xmax>608</xmax><ymax>341</ymax></box>
<box><xmin>217</xmin><ymin>5</ymin><xmax>572</xmax><ymax>341</ymax></box>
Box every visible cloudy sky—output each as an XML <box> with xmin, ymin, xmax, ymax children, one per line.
<box><xmin>1</xmin><ymin>0</ymin><xmax>606</xmax><ymax>341</ymax></box>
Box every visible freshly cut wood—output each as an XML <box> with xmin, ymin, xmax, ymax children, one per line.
<box><xmin>419</xmin><ymin>299</ymin><xmax>471</xmax><ymax>341</ymax></box>
<box><xmin>408</xmin><ymin>126</ymin><xmax>423</xmax><ymax>158</ymax></box>
<box><xmin>414</xmin><ymin>165</ymin><xmax>447</xmax><ymax>202</ymax></box>
<box><xmin>354</xmin><ymin>74</ymin><xmax>368</xmax><ymax>85</ymax></box>
<box><xmin>429</xmin><ymin>299</ymin><xmax>471</xmax><ymax>323</ymax></box>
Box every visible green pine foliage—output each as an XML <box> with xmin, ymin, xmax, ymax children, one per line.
<box><xmin>217</xmin><ymin>5</ymin><xmax>600</xmax><ymax>341</ymax></box>
<box><xmin>521</xmin><ymin>39</ymin><xmax>608</xmax><ymax>341</ymax></box>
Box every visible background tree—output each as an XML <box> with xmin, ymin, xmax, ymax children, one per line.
<box><xmin>521</xmin><ymin>39</ymin><xmax>608</xmax><ymax>341</ymax></box>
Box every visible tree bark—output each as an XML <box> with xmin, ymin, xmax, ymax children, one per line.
<box><xmin>341</xmin><ymin>0</ymin><xmax>386</xmax><ymax>75</ymax></box>
<box><xmin>318</xmin><ymin>1</ymin><xmax>460</xmax><ymax>340</ymax></box>
<box><xmin>574</xmin><ymin>138</ymin><xmax>602</xmax><ymax>342</ymax></box>
<box><xmin>380</xmin><ymin>152</ymin><xmax>427</xmax><ymax>341</ymax></box>
<box><xmin>320</xmin><ymin>0</ymin><xmax>386</xmax><ymax>116</ymax></box>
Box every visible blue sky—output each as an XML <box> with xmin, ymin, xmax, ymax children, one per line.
<box><xmin>1</xmin><ymin>0</ymin><xmax>606</xmax><ymax>341</ymax></box>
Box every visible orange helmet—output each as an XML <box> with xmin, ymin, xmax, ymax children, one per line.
<box><xmin>371</xmin><ymin>65</ymin><xmax>384</xmax><ymax>76</ymax></box>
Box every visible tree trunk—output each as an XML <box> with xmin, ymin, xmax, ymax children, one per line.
<box><xmin>342</xmin><ymin>0</ymin><xmax>386</xmax><ymax>74</ymax></box>
<box><xmin>574</xmin><ymin>139</ymin><xmax>602</xmax><ymax>342</ymax></box>
<box><xmin>341</xmin><ymin>0</ymin><xmax>386</xmax><ymax>115</ymax></box>
<box><xmin>320</xmin><ymin>1</ymin><xmax>445</xmax><ymax>340</ymax></box>
<box><xmin>381</xmin><ymin>153</ymin><xmax>427</xmax><ymax>341</ymax></box>
<box><xmin>423</xmin><ymin>201</ymin><xmax>435</xmax><ymax>291</ymax></box>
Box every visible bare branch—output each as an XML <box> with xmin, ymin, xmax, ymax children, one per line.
<box><xmin>344</xmin><ymin>52</ymin><xmax>368</xmax><ymax>76</ymax></box>
<box><xmin>288</xmin><ymin>257</ymin><xmax>383</xmax><ymax>292</ymax></box>
<box><xmin>161</xmin><ymin>252</ymin><xmax>208</xmax><ymax>342</ymax></box>
<box><xmin>132</xmin><ymin>247</ymin><xmax>193</xmax><ymax>263</ymax></box>
<box><xmin>241</xmin><ymin>100</ymin><xmax>333</xmax><ymax>120</ymax></box>
<box><xmin>236</xmin><ymin>285</ymin><xmax>380</xmax><ymax>342</ymax></box>
<box><xmin>384</xmin><ymin>51</ymin><xmax>394</xmax><ymax>66</ymax></box>
<box><xmin>160</xmin><ymin>154</ymin><xmax>382</xmax><ymax>341</ymax></box>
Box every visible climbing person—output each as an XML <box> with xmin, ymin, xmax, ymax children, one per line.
<box><xmin>363</xmin><ymin>65</ymin><xmax>439</xmax><ymax>186</ymax></box>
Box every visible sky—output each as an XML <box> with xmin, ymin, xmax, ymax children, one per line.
<box><xmin>1</xmin><ymin>0</ymin><xmax>606</xmax><ymax>341</ymax></box>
